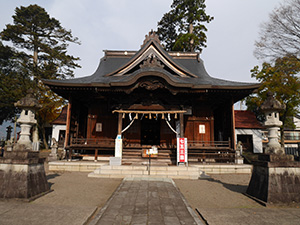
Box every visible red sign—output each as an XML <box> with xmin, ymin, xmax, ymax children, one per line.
<box><xmin>177</xmin><ymin>138</ymin><xmax>187</xmax><ymax>163</ymax></box>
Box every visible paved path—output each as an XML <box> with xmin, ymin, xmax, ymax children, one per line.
<box><xmin>89</xmin><ymin>177</ymin><xmax>203</xmax><ymax>225</ymax></box>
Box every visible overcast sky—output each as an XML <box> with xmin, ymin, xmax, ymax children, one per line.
<box><xmin>0</xmin><ymin>0</ymin><xmax>284</xmax><ymax>82</ymax></box>
<box><xmin>0</xmin><ymin>0</ymin><xmax>285</xmax><ymax>137</ymax></box>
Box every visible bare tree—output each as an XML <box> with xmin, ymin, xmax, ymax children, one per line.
<box><xmin>254</xmin><ymin>0</ymin><xmax>300</xmax><ymax>61</ymax></box>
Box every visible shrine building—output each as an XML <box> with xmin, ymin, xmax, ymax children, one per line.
<box><xmin>44</xmin><ymin>32</ymin><xmax>260</xmax><ymax>164</ymax></box>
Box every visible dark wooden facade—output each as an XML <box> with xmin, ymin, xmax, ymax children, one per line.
<box><xmin>44</xmin><ymin>32</ymin><xmax>259</xmax><ymax>164</ymax></box>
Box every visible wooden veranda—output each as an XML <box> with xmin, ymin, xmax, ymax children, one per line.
<box><xmin>67</xmin><ymin>137</ymin><xmax>236</xmax><ymax>164</ymax></box>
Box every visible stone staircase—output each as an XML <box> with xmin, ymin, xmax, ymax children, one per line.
<box><xmin>88</xmin><ymin>165</ymin><xmax>201</xmax><ymax>179</ymax></box>
<box><xmin>122</xmin><ymin>149</ymin><xmax>174</xmax><ymax>165</ymax></box>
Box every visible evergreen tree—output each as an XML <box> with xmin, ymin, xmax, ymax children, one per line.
<box><xmin>0</xmin><ymin>4</ymin><xmax>80</xmax><ymax>148</ymax></box>
<box><xmin>0</xmin><ymin>41</ymin><xmax>31</xmax><ymax>124</ymax></box>
<box><xmin>1</xmin><ymin>4</ymin><xmax>80</xmax><ymax>82</ymax></box>
<box><xmin>157</xmin><ymin>0</ymin><xmax>213</xmax><ymax>52</ymax></box>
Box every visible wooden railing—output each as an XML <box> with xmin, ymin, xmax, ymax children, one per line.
<box><xmin>70</xmin><ymin>137</ymin><xmax>115</xmax><ymax>148</ymax></box>
<box><xmin>187</xmin><ymin>140</ymin><xmax>231</xmax><ymax>149</ymax></box>
<box><xmin>123</xmin><ymin>139</ymin><xmax>176</xmax><ymax>149</ymax></box>
<box><xmin>68</xmin><ymin>137</ymin><xmax>236</xmax><ymax>163</ymax></box>
<box><xmin>187</xmin><ymin>139</ymin><xmax>235</xmax><ymax>163</ymax></box>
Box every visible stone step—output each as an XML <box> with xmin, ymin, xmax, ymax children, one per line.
<box><xmin>122</xmin><ymin>157</ymin><xmax>172</xmax><ymax>165</ymax></box>
<box><xmin>88</xmin><ymin>165</ymin><xmax>201</xmax><ymax>179</ymax></box>
<box><xmin>122</xmin><ymin>158</ymin><xmax>171</xmax><ymax>163</ymax></box>
<box><xmin>122</xmin><ymin>151</ymin><xmax>171</xmax><ymax>156</ymax></box>
<box><xmin>122</xmin><ymin>149</ymin><xmax>173</xmax><ymax>166</ymax></box>
<box><xmin>122</xmin><ymin>155</ymin><xmax>171</xmax><ymax>159</ymax></box>
<box><xmin>49</xmin><ymin>161</ymin><xmax>252</xmax><ymax>174</ymax></box>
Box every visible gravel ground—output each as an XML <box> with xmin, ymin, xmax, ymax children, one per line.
<box><xmin>1</xmin><ymin>164</ymin><xmax>300</xmax><ymax>225</ymax></box>
<box><xmin>0</xmin><ymin>171</ymin><xmax>122</xmax><ymax>225</ymax></box>
<box><xmin>174</xmin><ymin>174</ymin><xmax>260</xmax><ymax>209</ymax></box>
<box><xmin>174</xmin><ymin>174</ymin><xmax>300</xmax><ymax>225</ymax></box>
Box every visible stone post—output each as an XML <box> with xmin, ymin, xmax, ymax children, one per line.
<box><xmin>235</xmin><ymin>141</ymin><xmax>244</xmax><ymax>164</ymax></box>
<box><xmin>48</xmin><ymin>138</ymin><xmax>58</xmax><ymax>161</ymax></box>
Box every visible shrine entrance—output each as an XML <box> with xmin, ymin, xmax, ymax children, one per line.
<box><xmin>141</xmin><ymin>115</ymin><xmax>160</xmax><ymax>145</ymax></box>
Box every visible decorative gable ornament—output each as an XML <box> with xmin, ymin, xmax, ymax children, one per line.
<box><xmin>139</xmin><ymin>54</ymin><xmax>164</xmax><ymax>69</ymax></box>
<box><xmin>139</xmin><ymin>80</ymin><xmax>165</xmax><ymax>91</ymax></box>
<box><xmin>141</xmin><ymin>30</ymin><xmax>161</xmax><ymax>47</ymax></box>
<box><xmin>107</xmin><ymin>30</ymin><xmax>196</xmax><ymax>78</ymax></box>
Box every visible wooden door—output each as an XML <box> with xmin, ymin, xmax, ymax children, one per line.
<box><xmin>185</xmin><ymin>121</ymin><xmax>194</xmax><ymax>141</ymax></box>
<box><xmin>185</xmin><ymin>120</ymin><xmax>211</xmax><ymax>142</ymax></box>
<box><xmin>194</xmin><ymin>121</ymin><xmax>211</xmax><ymax>142</ymax></box>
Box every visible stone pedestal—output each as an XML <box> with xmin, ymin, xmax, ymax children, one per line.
<box><xmin>235</xmin><ymin>157</ymin><xmax>244</xmax><ymax>164</ymax></box>
<box><xmin>0</xmin><ymin>146</ymin><xmax>50</xmax><ymax>200</ymax></box>
<box><xmin>246</xmin><ymin>154</ymin><xmax>300</xmax><ymax>204</ymax></box>
<box><xmin>235</xmin><ymin>146</ymin><xmax>244</xmax><ymax>164</ymax></box>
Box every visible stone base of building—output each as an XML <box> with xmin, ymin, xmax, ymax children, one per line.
<box><xmin>246</xmin><ymin>154</ymin><xmax>300</xmax><ymax>205</ymax></box>
<box><xmin>0</xmin><ymin>149</ymin><xmax>50</xmax><ymax>200</ymax></box>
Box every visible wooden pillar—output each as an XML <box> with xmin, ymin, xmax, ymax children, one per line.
<box><xmin>65</xmin><ymin>97</ymin><xmax>72</xmax><ymax>161</ymax></box>
<box><xmin>95</xmin><ymin>149</ymin><xmax>98</xmax><ymax>162</ymax></box>
<box><xmin>180</xmin><ymin>113</ymin><xmax>184</xmax><ymax>138</ymax></box>
<box><xmin>118</xmin><ymin>113</ymin><xmax>123</xmax><ymax>135</ymax></box>
<box><xmin>231</xmin><ymin>101</ymin><xmax>236</xmax><ymax>150</ymax></box>
<box><xmin>210</xmin><ymin>116</ymin><xmax>214</xmax><ymax>142</ymax></box>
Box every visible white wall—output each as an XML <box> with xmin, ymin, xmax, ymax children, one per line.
<box><xmin>235</xmin><ymin>129</ymin><xmax>263</xmax><ymax>153</ymax></box>
<box><xmin>52</xmin><ymin>125</ymin><xmax>66</xmax><ymax>143</ymax></box>
<box><xmin>294</xmin><ymin>117</ymin><xmax>300</xmax><ymax>130</ymax></box>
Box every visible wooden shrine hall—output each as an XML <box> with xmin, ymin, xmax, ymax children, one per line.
<box><xmin>44</xmin><ymin>32</ymin><xmax>260</xmax><ymax>164</ymax></box>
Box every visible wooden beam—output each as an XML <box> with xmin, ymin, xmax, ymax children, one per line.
<box><xmin>113</xmin><ymin>109</ymin><xmax>186</xmax><ymax>114</ymax></box>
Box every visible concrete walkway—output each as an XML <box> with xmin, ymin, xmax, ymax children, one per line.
<box><xmin>88</xmin><ymin>177</ymin><xmax>203</xmax><ymax>225</ymax></box>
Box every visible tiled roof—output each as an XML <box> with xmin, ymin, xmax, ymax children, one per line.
<box><xmin>235</xmin><ymin>110</ymin><xmax>264</xmax><ymax>129</ymax></box>
<box><xmin>52</xmin><ymin>106</ymin><xmax>67</xmax><ymax>125</ymax></box>
<box><xmin>43</xmin><ymin>35</ymin><xmax>260</xmax><ymax>90</ymax></box>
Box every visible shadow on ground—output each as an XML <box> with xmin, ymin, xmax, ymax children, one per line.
<box><xmin>46</xmin><ymin>173</ymin><xmax>60</xmax><ymax>189</ymax></box>
<box><xmin>207</xmin><ymin>178</ymin><xmax>249</xmax><ymax>194</ymax></box>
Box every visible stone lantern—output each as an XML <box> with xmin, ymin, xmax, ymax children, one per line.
<box><xmin>246</xmin><ymin>92</ymin><xmax>300</xmax><ymax>205</ymax></box>
<box><xmin>0</xmin><ymin>90</ymin><xmax>50</xmax><ymax>200</ymax></box>
<box><xmin>14</xmin><ymin>89</ymin><xmax>41</xmax><ymax>151</ymax></box>
<box><xmin>260</xmin><ymin>91</ymin><xmax>285</xmax><ymax>155</ymax></box>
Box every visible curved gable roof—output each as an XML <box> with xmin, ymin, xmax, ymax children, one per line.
<box><xmin>43</xmin><ymin>32</ymin><xmax>260</xmax><ymax>91</ymax></box>
<box><xmin>105</xmin><ymin>39</ymin><xmax>197</xmax><ymax>78</ymax></box>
